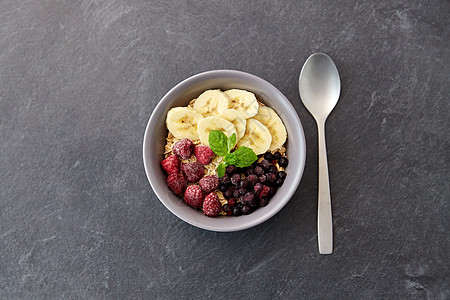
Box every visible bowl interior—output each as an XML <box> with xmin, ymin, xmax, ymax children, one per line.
<box><xmin>143</xmin><ymin>70</ymin><xmax>306</xmax><ymax>232</ymax></box>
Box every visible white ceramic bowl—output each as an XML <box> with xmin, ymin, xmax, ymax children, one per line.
<box><xmin>143</xmin><ymin>70</ymin><xmax>306</xmax><ymax>232</ymax></box>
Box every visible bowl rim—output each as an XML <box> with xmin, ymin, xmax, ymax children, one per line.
<box><xmin>143</xmin><ymin>69</ymin><xmax>306</xmax><ymax>232</ymax></box>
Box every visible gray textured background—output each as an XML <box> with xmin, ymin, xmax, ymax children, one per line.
<box><xmin>1</xmin><ymin>0</ymin><xmax>449</xmax><ymax>299</ymax></box>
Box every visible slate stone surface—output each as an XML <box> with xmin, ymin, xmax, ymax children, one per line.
<box><xmin>0</xmin><ymin>0</ymin><xmax>449</xmax><ymax>299</ymax></box>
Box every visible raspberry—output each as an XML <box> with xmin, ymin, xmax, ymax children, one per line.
<box><xmin>183</xmin><ymin>185</ymin><xmax>204</xmax><ymax>209</ymax></box>
<box><xmin>254</xmin><ymin>183</ymin><xmax>263</xmax><ymax>194</ymax></box>
<box><xmin>203</xmin><ymin>192</ymin><xmax>221</xmax><ymax>217</ymax></box>
<box><xmin>258</xmin><ymin>185</ymin><xmax>270</xmax><ymax>198</ymax></box>
<box><xmin>259</xmin><ymin>175</ymin><xmax>266</xmax><ymax>183</ymax></box>
<box><xmin>199</xmin><ymin>175</ymin><xmax>219</xmax><ymax>194</ymax></box>
<box><xmin>166</xmin><ymin>173</ymin><xmax>186</xmax><ymax>195</ymax></box>
<box><xmin>194</xmin><ymin>145</ymin><xmax>215</xmax><ymax>165</ymax></box>
<box><xmin>181</xmin><ymin>162</ymin><xmax>204</xmax><ymax>183</ymax></box>
<box><xmin>173</xmin><ymin>138</ymin><xmax>195</xmax><ymax>160</ymax></box>
<box><xmin>160</xmin><ymin>155</ymin><xmax>180</xmax><ymax>174</ymax></box>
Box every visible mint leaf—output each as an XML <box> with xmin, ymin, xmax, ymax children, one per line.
<box><xmin>209</xmin><ymin>131</ymin><xmax>254</xmax><ymax>175</ymax></box>
<box><xmin>224</xmin><ymin>153</ymin><xmax>237</xmax><ymax>165</ymax></box>
<box><xmin>227</xmin><ymin>133</ymin><xmax>236</xmax><ymax>152</ymax></box>
<box><xmin>209</xmin><ymin>130</ymin><xmax>228</xmax><ymax>156</ymax></box>
<box><xmin>233</xmin><ymin>147</ymin><xmax>258</xmax><ymax>168</ymax></box>
<box><xmin>217</xmin><ymin>163</ymin><xmax>226</xmax><ymax>177</ymax></box>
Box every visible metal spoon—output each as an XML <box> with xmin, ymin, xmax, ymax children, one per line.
<box><xmin>299</xmin><ymin>53</ymin><xmax>340</xmax><ymax>254</ymax></box>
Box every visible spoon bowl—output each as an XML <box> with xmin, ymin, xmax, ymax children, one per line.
<box><xmin>299</xmin><ymin>53</ymin><xmax>340</xmax><ymax>121</ymax></box>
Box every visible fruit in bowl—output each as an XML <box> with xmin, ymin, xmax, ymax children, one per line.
<box><xmin>143</xmin><ymin>70</ymin><xmax>306</xmax><ymax>232</ymax></box>
<box><xmin>161</xmin><ymin>88</ymin><xmax>290</xmax><ymax>218</ymax></box>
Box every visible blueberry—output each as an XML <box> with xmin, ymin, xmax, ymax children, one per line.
<box><xmin>268</xmin><ymin>165</ymin><xmax>278</xmax><ymax>174</ymax></box>
<box><xmin>276</xmin><ymin>179</ymin><xmax>284</xmax><ymax>187</ymax></box>
<box><xmin>243</xmin><ymin>192</ymin><xmax>254</xmax><ymax>203</ymax></box>
<box><xmin>244</xmin><ymin>192</ymin><xmax>258</xmax><ymax>207</ymax></box>
<box><xmin>224</xmin><ymin>189</ymin><xmax>233</xmax><ymax>199</ymax></box>
<box><xmin>266</xmin><ymin>173</ymin><xmax>276</xmax><ymax>184</ymax></box>
<box><xmin>241</xmin><ymin>205</ymin><xmax>251</xmax><ymax>215</ymax></box>
<box><xmin>239</xmin><ymin>188</ymin><xmax>247</xmax><ymax>195</ymax></box>
<box><xmin>259</xmin><ymin>175</ymin><xmax>266</xmax><ymax>183</ymax></box>
<box><xmin>222</xmin><ymin>204</ymin><xmax>232</xmax><ymax>213</ymax></box>
<box><xmin>277</xmin><ymin>171</ymin><xmax>287</xmax><ymax>180</ymax></box>
<box><xmin>278</xmin><ymin>157</ymin><xmax>288</xmax><ymax>167</ymax></box>
<box><xmin>235</xmin><ymin>167</ymin><xmax>244</xmax><ymax>174</ymax></box>
<box><xmin>240</xmin><ymin>194</ymin><xmax>255</xmax><ymax>207</ymax></box>
<box><xmin>260</xmin><ymin>159</ymin><xmax>270</xmax><ymax>170</ymax></box>
<box><xmin>219</xmin><ymin>174</ymin><xmax>231</xmax><ymax>185</ymax></box>
<box><xmin>219</xmin><ymin>185</ymin><xmax>227</xmax><ymax>192</ymax></box>
<box><xmin>245</xmin><ymin>168</ymin><xmax>254</xmax><ymax>176</ymax></box>
<box><xmin>246</xmin><ymin>174</ymin><xmax>258</xmax><ymax>185</ymax></box>
<box><xmin>259</xmin><ymin>198</ymin><xmax>269</xmax><ymax>207</ymax></box>
<box><xmin>273</xmin><ymin>152</ymin><xmax>281</xmax><ymax>160</ymax></box>
<box><xmin>264</xmin><ymin>152</ymin><xmax>273</xmax><ymax>161</ymax></box>
<box><xmin>231</xmin><ymin>174</ymin><xmax>241</xmax><ymax>185</ymax></box>
<box><xmin>254</xmin><ymin>166</ymin><xmax>264</xmax><ymax>176</ymax></box>
<box><xmin>239</xmin><ymin>180</ymin><xmax>248</xmax><ymax>189</ymax></box>
<box><xmin>232</xmin><ymin>206</ymin><xmax>242</xmax><ymax>216</ymax></box>
<box><xmin>236</xmin><ymin>202</ymin><xmax>243</xmax><ymax>208</ymax></box>
<box><xmin>226</xmin><ymin>165</ymin><xmax>237</xmax><ymax>175</ymax></box>
<box><xmin>269</xmin><ymin>186</ymin><xmax>277</xmax><ymax>197</ymax></box>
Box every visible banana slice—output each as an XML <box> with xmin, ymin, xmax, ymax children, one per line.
<box><xmin>197</xmin><ymin>116</ymin><xmax>237</xmax><ymax>147</ymax></box>
<box><xmin>236</xmin><ymin>119</ymin><xmax>271</xmax><ymax>155</ymax></box>
<box><xmin>193</xmin><ymin>90</ymin><xmax>231</xmax><ymax>117</ymax></box>
<box><xmin>218</xmin><ymin>109</ymin><xmax>247</xmax><ymax>141</ymax></box>
<box><xmin>224</xmin><ymin>89</ymin><xmax>259</xmax><ymax>119</ymax></box>
<box><xmin>252</xmin><ymin>106</ymin><xmax>287</xmax><ymax>151</ymax></box>
<box><xmin>166</xmin><ymin>107</ymin><xmax>203</xmax><ymax>140</ymax></box>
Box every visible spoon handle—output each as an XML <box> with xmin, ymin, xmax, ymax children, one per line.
<box><xmin>317</xmin><ymin>120</ymin><xmax>333</xmax><ymax>254</ymax></box>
